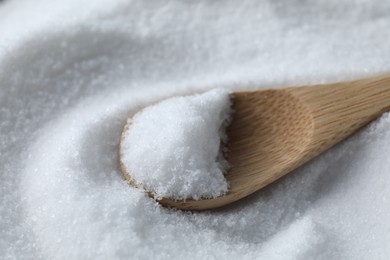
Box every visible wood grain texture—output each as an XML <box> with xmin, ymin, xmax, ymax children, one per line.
<box><xmin>119</xmin><ymin>74</ymin><xmax>390</xmax><ymax>211</ymax></box>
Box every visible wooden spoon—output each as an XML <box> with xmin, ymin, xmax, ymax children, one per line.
<box><xmin>119</xmin><ymin>74</ymin><xmax>390</xmax><ymax>211</ymax></box>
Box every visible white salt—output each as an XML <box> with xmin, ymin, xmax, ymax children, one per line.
<box><xmin>2</xmin><ymin>0</ymin><xmax>390</xmax><ymax>260</ymax></box>
<box><xmin>120</xmin><ymin>89</ymin><xmax>231</xmax><ymax>200</ymax></box>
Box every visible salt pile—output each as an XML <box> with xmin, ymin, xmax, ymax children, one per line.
<box><xmin>2</xmin><ymin>0</ymin><xmax>390</xmax><ymax>259</ymax></box>
<box><xmin>120</xmin><ymin>88</ymin><xmax>231</xmax><ymax>200</ymax></box>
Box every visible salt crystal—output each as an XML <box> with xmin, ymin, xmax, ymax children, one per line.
<box><xmin>120</xmin><ymin>89</ymin><xmax>231</xmax><ymax>200</ymax></box>
<box><xmin>2</xmin><ymin>0</ymin><xmax>390</xmax><ymax>259</ymax></box>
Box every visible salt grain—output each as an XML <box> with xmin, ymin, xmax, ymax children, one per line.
<box><xmin>120</xmin><ymin>89</ymin><xmax>231</xmax><ymax>200</ymax></box>
<box><xmin>2</xmin><ymin>0</ymin><xmax>390</xmax><ymax>259</ymax></box>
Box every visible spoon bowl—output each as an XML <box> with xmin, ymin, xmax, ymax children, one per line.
<box><xmin>120</xmin><ymin>75</ymin><xmax>390</xmax><ymax>211</ymax></box>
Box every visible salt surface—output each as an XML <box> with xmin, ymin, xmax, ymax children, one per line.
<box><xmin>120</xmin><ymin>89</ymin><xmax>231</xmax><ymax>200</ymax></box>
<box><xmin>2</xmin><ymin>0</ymin><xmax>390</xmax><ymax>260</ymax></box>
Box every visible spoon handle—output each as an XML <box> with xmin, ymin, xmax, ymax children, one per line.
<box><xmin>289</xmin><ymin>74</ymin><xmax>390</xmax><ymax>158</ymax></box>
